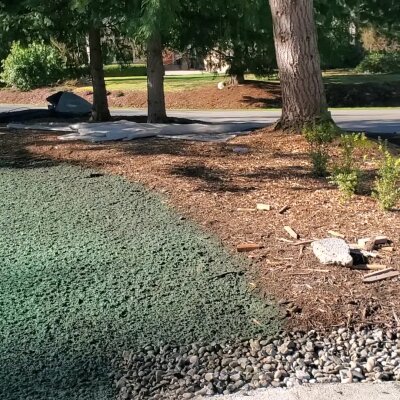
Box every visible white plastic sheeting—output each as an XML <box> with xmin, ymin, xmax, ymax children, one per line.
<box><xmin>7</xmin><ymin>120</ymin><xmax>265</xmax><ymax>143</ymax></box>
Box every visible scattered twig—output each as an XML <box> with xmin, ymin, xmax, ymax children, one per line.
<box><xmin>278</xmin><ymin>205</ymin><xmax>290</xmax><ymax>214</ymax></box>
<box><xmin>393</xmin><ymin>309</ymin><xmax>400</xmax><ymax>326</ymax></box>
<box><xmin>350</xmin><ymin>264</ymin><xmax>387</xmax><ymax>271</ymax></box>
<box><xmin>380</xmin><ymin>247</ymin><xmax>394</xmax><ymax>252</ymax></box>
<box><xmin>298</xmin><ymin>245</ymin><xmax>305</xmax><ymax>260</ymax></box>
<box><xmin>256</xmin><ymin>203</ymin><xmax>271</xmax><ymax>211</ymax></box>
<box><xmin>363</xmin><ymin>268</ymin><xmax>400</xmax><ymax>283</ymax></box>
<box><xmin>328</xmin><ymin>230</ymin><xmax>345</xmax><ymax>238</ymax></box>
<box><xmin>284</xmin><ymin>226</ymin><xmax>300</xmax><ymax>240</ymax></box>
<box><xmin>277</xmin><ymin>237</ymin><xmax>294</xmax><ymax>243</ymax></box>
<box><xmin>291</xmin><ymin>240</ymin><xmax>314</xmax><ymax>246</ymax></box>
<box><xmin>236</xmin><ymin>243</ymin><xmax>263</xmax><ymax>252</ymax></box>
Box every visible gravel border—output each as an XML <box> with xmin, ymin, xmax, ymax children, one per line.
<box><xmin>115</xmin><ymin>328</ymin><xmax>400</xmax><ymax>399</ymax></box>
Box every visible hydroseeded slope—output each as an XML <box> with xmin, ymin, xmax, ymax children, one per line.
<box><xmin>0</xmin><ymin>163</ymin><xmax>280</xmax><ymax>400</ymax></box>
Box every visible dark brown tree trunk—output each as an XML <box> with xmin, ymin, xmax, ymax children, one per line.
<box><xmin>147</xmin><ymin>32</ymin><xmax>167</xmax><ymax>123</ymax></box>
<box><xmin>88</xmin><ymin>27</ymin><xmax>111</xmax><ymax>122</ymax></box>
<box><xmin>229</xmin><ymin>72</ymin><xmax>245</xmax><ymax>86</ymax></box>
<box><xmin>269</xmin><ymin>0</ymin><xmax>330</xmax><ymax>131</ymax></box>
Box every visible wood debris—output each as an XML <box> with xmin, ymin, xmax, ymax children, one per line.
<box><xmin>237</xmin><ymin>208</ymin><xmax>256</xmax><ymax>212</ymax></box>
<box><xmin>278</xmin><ymin>205</ymin><xmax>290</xmax><ymax>214</ymax></box>
<box><xmin>363</xmin><ymin>268</ymin><xmax>400</xmax><ymax>283</ymax></box>
<box><xmin>284</xmin><ymin>226</ymin><xmax>300</xmax><ymax>240</ymax></box>
<box><xmin>292</xmin><ymin>240</ymin><xmax>314</xmax><ymax>246</ymax></box>
<box><xmin>298</xmin><ymin>245</ymin><xmax>305</xmax><ymax>260</ymax></box>
<box><xmin>277</xmin><ymin>237</ymin><xmax>294</xmax><ymax>243</ymax></box>
<box><xmin>380</xmin><ymin>246</ymin><xmax>394</xmax><ymax>252</ymax></box>
<box><xmin>236</xmin><ymin>243</ymin><xmax>263</xmax><ymax>252</ymax></box>
<box><xmin>358</xmin><ymin>235</ymin><xmax>390</xmax><ymax>251</ymax></box>
<box><xmin>350</xmin><ymin>264</ymin><xmax>387</xmax><ymax>271</ymax></box>
<box><xmin>328</xmin><ymin>230</ymin><xmax>345</xmax><ymax>239</ymax></box>
<box><xmin>256</xmin><ymin>203</ymin><xmax>272</xmax><ymax>211</ymax></box>
<box><xmin>374</xmin><ymin>235</ymin><xmax>390</xmax><ymax>245</ymax></box>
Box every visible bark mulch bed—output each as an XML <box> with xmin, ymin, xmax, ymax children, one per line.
<box><xmin>1</xmin><ymin>80</ymin><xmax>400</xmax><ymax>108</ymax></box>
<box><xmin>1</xmin><ymin>128</ymin><xmax>399</xmax><ymax>332</ymax></box>
<box><xmin>0</xmin><ymin>82</ymin><xmax>281</xmax><ymax>110</ymax></box>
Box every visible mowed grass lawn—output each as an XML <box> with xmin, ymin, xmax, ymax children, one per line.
<box><xmin>75</xmin><ymin>68</ymin><xmax>400</xmax><ymax>92</ymax></box>
<box><xmin>76</xmin><ymin>73</ymin><xmax>221</xmax><ymax>92</ymax></box>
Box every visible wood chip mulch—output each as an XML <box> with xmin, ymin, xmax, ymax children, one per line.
<box><xmin>1</xmin><ymin>127</ymin><xmax>399</xmax><ymax>331</ymax></box>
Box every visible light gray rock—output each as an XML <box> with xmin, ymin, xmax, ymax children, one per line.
<box><xmin>311</xmin><ymin>238</ymin><xmax>353</xmax><ymax>267</ymax></box>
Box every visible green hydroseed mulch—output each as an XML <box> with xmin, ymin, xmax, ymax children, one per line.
<box><xmin>0</xmin><ymin>162</ymin><xmax>280</xmax><ymax>400</ymax></box>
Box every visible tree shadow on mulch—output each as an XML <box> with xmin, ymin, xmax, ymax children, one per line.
<box><xmin>170</xmin><ymin>162</ymin><xmax>333</xmax><ymax>194</ymax></box>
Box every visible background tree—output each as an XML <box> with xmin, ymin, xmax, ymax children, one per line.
<box><xmin>171</xmin><ymin>0</ymin><xmax>276</xmax><ymax>85</ymax></box>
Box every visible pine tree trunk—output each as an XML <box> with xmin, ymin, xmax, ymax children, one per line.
<box><xmin>88</xmin><ymin>27</ymin><xmax>111</xmax><ymax>122</ymax></box>
<box><xmin>269</xmin><ymin>0</ymin><xmax>330</xmax><ymax>131</ymax></box>
<box><xmin>147</xmin><ymin>32</ymin><xmax>167</xmax><ymax>123</ymax></box>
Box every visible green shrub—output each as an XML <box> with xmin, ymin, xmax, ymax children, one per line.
<box><xmin>103</xmin><ymin>64</ymin><xmax>147</xmax><ymax>77</ymax></box>
<box><xmin>329</xmin><ymin>133</ymin><xmax>367</xmax><ymax>200</ymax></box>
<box><xmin>373</xmin><ymin>141</ymin><xmax>400</xmax><ymax>210</ymax></box>
<box><xmin>1</xmin><ymin>42</ymin><xmax>65</xmax><ymax>91</ymax></box>
<box><xmin>303</xmin><ymin>121</ymin><xmax>340</xmax><ymax>177</ymax></box>
<box><xmin>356</xmin><ymin>52</ymin><xmax>400</xmax><ymax>74</ymax></box>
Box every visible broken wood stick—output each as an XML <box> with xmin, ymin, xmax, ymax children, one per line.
<box><xmin>298</xmin><ymin>245</ymin><xmax>305</xmax><ymax>260</ymax></box>
<box><xmin>350</xmin><ymin>264</ymin><xmax>387</xmax><ymax>271</ymax></box>
<box><xmin>236</xmin><ymin>243</ymin><xmax>263</xmax><ymax>252</ymax></box>
<box><xmin>256</xmin><ymin>203</ymin><xmax>272</xmax><ymax>211</ymax></box>
<box><xmin>284</xmin><ymin>226</ymin><xmax>300</xmax><ymax>240</ymax></box>
<box><xmin>358</xmin><ymin>235</ymin><xmax>390</xmax><ymax>251</ymax></box>
<box><xmin>277</xmin><ymin>237</ymin><xmax>294</xmax><ymax>243</ymax></box>
<box><xmin>328</xmin><ymin>230</ymin><xmax>345</xmax><ymax>239</ymax></box>
<box><xmin>364</xmin><ymin>268</ymin><xmax>394</xmax><ymax>278</ymax></box>
<box><xmin>363</xmin><ymin>268</ymin><xmax>399</xmax><ymax>283</ymax></box>
<box><xmin>278</xmin><ymin>205</ymin><xmax>290</xmax><ymax>214</ymax></box>
<box><xmin>291</xmin><ymin>240</ymin><xmax>314</xmax><ymax>246</ymax></box>
<box><xmin>380</xmin><ymin>246</ymin><xmax>394</xmax><ymax>252</ymax></box>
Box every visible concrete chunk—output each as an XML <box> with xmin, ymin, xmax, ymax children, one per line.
<box><xmin>311</xmin><ymin>238</ymin><xmax>353</xmax><ymax>267</ymax></box>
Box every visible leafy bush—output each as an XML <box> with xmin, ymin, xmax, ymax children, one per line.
<box><xmin>1</xmin><ymin>42</ymin><xmax>64</xmax><ymax>91</ymax></box>
<box><xmin>103</xmin><ymin>64</ymin><xmax>147</xmax><ymax>77</ymax></box>
<box><xmin>303</xmin><ymin>121</ymin><xmax>340</xmax><ymax>177</ymax></box>
<box><xmin>330</xmin><ymin>133</ymin><xmax>367</xmax><ymax>200</ymax></box>
<box><xmin>356</xmin><ymin>52</ymin><xmax>400</xmax><ymax>74</ymax></box>
<box><xmin>373</xmin><ymin>141</ymin><xmax>400</xmax><ymax>210</ymax></box>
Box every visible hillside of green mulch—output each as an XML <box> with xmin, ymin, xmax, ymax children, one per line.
<box><xmin>0</xmin><ymin>161</ymin><xmax>280</xmax><ymax>400</ymax></box>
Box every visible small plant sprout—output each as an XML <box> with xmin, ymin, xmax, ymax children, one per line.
<box><xmin>303</xmin><ymin>121</ymin><xmax>340</xmax><ymax>177</ymax></box>
<box><xmin>329</xmin><ymin>133</ymin><xmax>367</xmax><ymax>201</ymax></box>
<box><xmin>373</xmin><ymin>141</ymin><xmax>400</xmax><ymax>210</ymax></box>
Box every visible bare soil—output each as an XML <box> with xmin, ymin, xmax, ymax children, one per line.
<box><xmin>1</xmin><ymin>128</ymin><xmax>399</xmax><ymax>331</ymax></box>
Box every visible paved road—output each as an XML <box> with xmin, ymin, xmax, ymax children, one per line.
<box><xmin>0</xmin><ymin>104</ymin><xmax>399</xmax><ymax>134</ymax></box>
<box><xmin>207</xmin><ymin>382</ymin><xmax>400</xmax><ymax>400</ymax></box>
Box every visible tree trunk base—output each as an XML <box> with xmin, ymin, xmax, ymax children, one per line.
<box><xmin>147</xmin><ymin>115</ymin><xmax>169</xmax><ymax>123</ymax></box>
<box><xmin>229</xmin><ymin>73</ymin><xmax>245</xmax><ymax>86</ymax></box>
<box><xmin>271</xmin><ymin>112</ymin><xmax>335</xmax><ymax>133</ymax></box>
<box><xmin>90</xmin><ymin>110</ymin><xmax>111</xmax><ymax>122</ymax></box>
